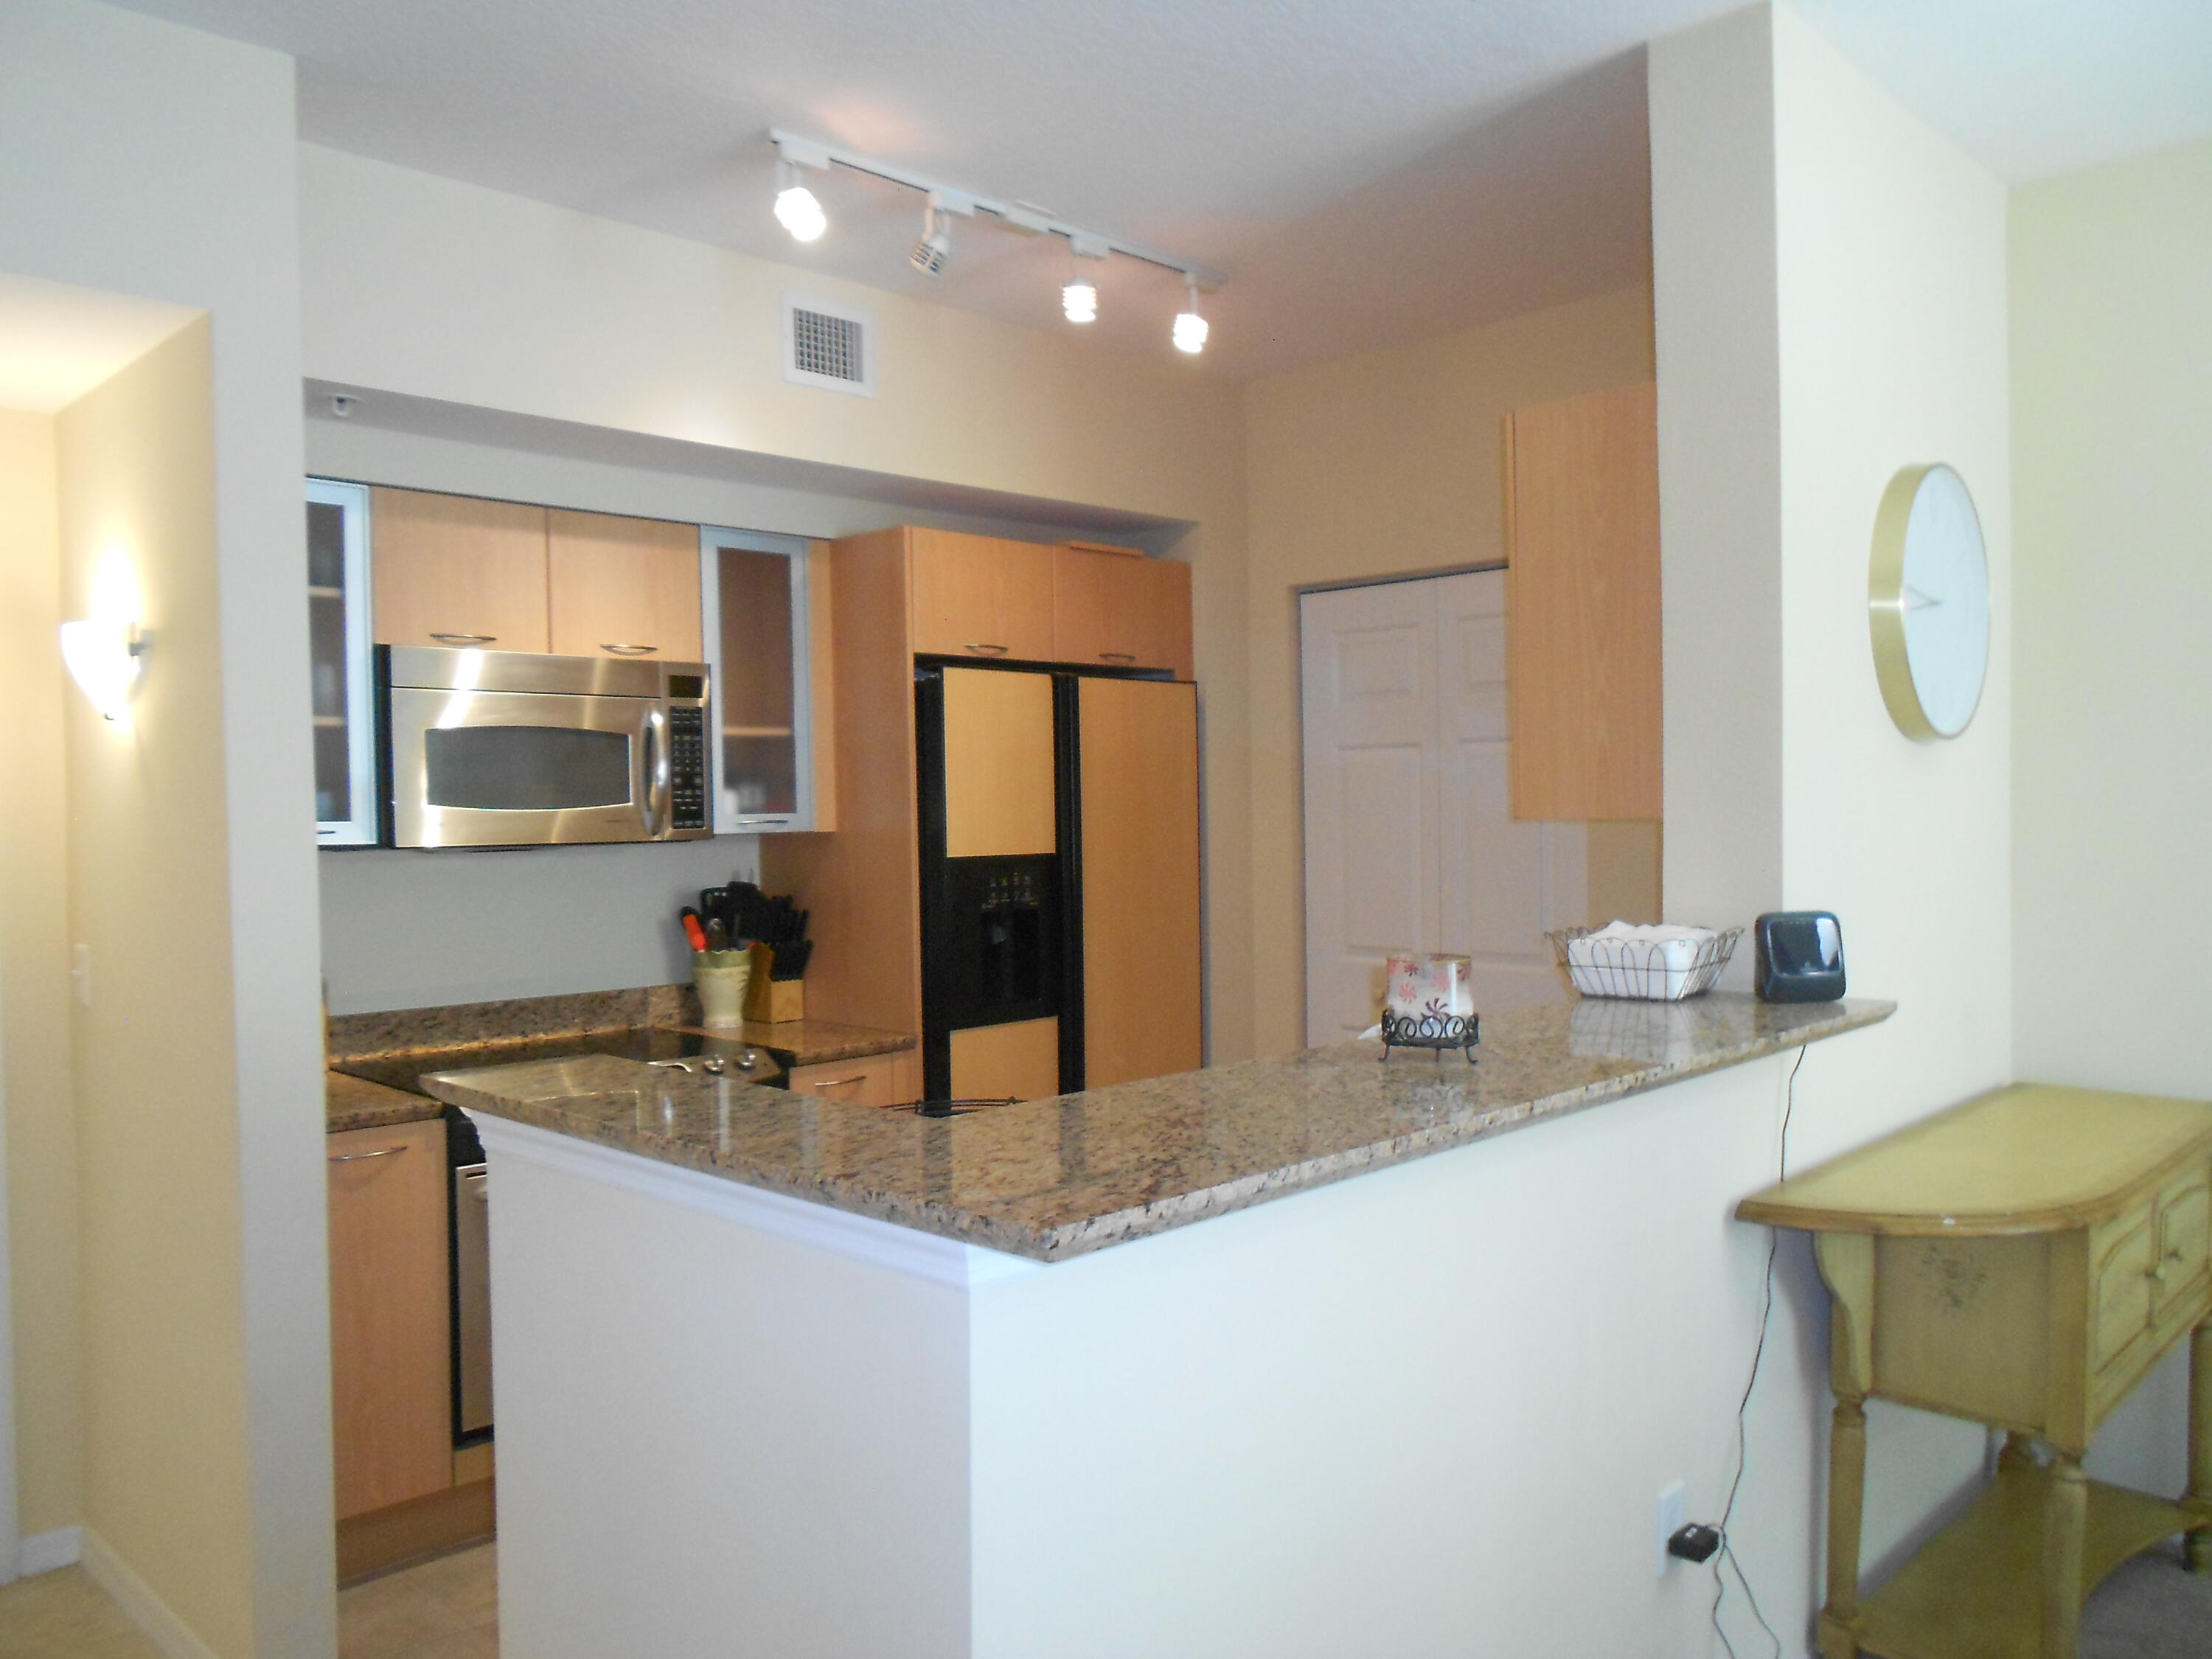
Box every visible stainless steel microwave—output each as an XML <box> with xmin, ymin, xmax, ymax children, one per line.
<box><xmin>378</xmin><ymin>647</ymin><xmax>712</xmax><ymax>848</ymax></box>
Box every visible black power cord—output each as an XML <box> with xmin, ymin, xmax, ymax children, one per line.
<box><xmin>1709</xmin><ymin>1043</ymin><xmax>1806</xmax><ymax>1659</ymax></box>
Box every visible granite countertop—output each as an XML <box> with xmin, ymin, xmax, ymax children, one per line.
<box><xmin>327</xmin><ymin>1070</ymin><xmax>444</xmax><ymax>1135</ymax></box>
<box><xmin>422</xmin><ymin>994</ymin><xmax>1891</xmax><ymax>1263</ymax></box>
<box><xmin>652</xmin><ymin>1018</ymin><xmax>916</xmax><ymax>1068</ymax></box>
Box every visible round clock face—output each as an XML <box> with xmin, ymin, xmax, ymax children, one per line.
<box><xmin>1868</xmin><ymin>463</ymin><xmax>1989</xmax><ymax>740</ymax></box>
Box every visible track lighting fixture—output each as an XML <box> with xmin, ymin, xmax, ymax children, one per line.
<box><xmin>1172</xmin><ymin>276</ymin><xmax>1208</xmax><ymax>355</ymax></box>
<box><xmin>909</xmin><ymin>200</ymin><xmax>952</xmax><ymax>276</ymax></box>
<box><xmin>764</xmin><ymin>129</ymin><xmax>1222</xmax><ymax>355</ymax></box>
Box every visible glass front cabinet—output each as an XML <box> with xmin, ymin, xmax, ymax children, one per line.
<box><xmin>307</xmin><ymin>478</ymin><xmax>378</xmax><ymax>846</ymax></box>
<box><xmin>699</xmin><ymin>526</ymin><xmax>823</xmax><ymax>834</ymax></box>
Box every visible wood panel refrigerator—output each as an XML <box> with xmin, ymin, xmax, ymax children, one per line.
<box><xmin>915</xmin><ymin>664</ymin><xmax>1201</xmax><ymax>1102</ymax></box>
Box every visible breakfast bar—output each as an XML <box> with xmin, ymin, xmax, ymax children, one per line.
<box><xmin>424</xmin><ymin>994</ymin><xmax>1890</xmax><ymax>1659</ymax></box>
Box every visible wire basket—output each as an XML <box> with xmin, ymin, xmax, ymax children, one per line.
<box><xmin>1546</xmin><ymin>926</ymin><xmax>1742</xmax><ymax>1002</ymax></box>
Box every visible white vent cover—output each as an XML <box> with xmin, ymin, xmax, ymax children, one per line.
<box><xmin>780</xmin><ymin>293</ymin><xmax>875</xmax><ymax>397</ymax></box>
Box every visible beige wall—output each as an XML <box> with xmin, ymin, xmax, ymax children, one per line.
<box><xmin>2010</xmin><ymin>135</ymin><xmax>2212</xmax><ymax>1495</ymax></box>
<box><xmin>1652</xmin><ymin>0</ymin><xmax>2016</xmax><ymax>1631</ymax></box>
<box><xmin>57</xmin><ymin>319</ymin><xmax>256</xmax><ymax>1652</ymax></box>
<box><xmin>0</xmin><ymin>406</ymin><xmax>81</xmax><ymax>1542</ymax></box>
<box><xmin>298</xmin><ymin>145</ymin><xmax>1258</xmax><ymax>1061</ymax></box>
<box><xmin>1240</xmin><ymin>285</ymin><xmax>1658</xmax><ymax>1055</ymax></box>
<box><xmin>3</xmin><ymin>2</ymin><xmax>330</xmax><ymax>1650</ymax></box>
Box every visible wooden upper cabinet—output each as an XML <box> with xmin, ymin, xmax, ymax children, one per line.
<box><xmin>1504</xmin><ymin>381</ymin><xmax>1661</xmax><ymax>821</ymax></box>
<box><xmin>1052</xmin><ymin>547</ymin><xmax>1194</xmax><ymax>680</ymax></box>
<box><xmin>547</xmin><ymin>509</ymin><xmax>703</xmax><ymax>661</ymax></box>
<box><xmin>907</xmin><ymin>528</ymin><xmax>1055</xmax><ymax>661</ymax></box>
<box><xmin>370</xmin><ymin>487</ymin><xmax>549</xmax><ymax>653</ymax></box>
<box><xmin>328</xmin><ymin>1118</ymin><xmax>452</xmax><ymax>1521</ymax></box>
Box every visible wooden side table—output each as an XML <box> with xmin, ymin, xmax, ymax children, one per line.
<box><xmin>1739</xmin><ymin>1082</ymin><xmax>2212</xmax><ymax>1659</ymax></box>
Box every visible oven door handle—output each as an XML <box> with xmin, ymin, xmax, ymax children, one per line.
<box><xmin>639</xmin><ymin>704</ymin><xmax>670</xmax><ymax>839</ymax></box>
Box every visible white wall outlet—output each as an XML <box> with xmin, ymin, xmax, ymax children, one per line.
<box><xmin>71</xmin><ymin>943</ymin><xmax>91</xmax><ymax>1008</ymax></box>
<box><xmin>1655</xmin><ymin>1480</ymin><xmax>1687</xmax><ymax>1577</ymax></box>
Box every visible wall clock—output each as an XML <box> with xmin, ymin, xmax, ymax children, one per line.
<box><xmin>1868</xmin><ymin>462</ymin><xmax>1989</xmax><ymax>740</ymax></box>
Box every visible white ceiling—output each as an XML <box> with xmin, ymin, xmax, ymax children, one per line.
<box><xmin>105</xmin><ymin>0</ymin><xmax>2212</xmax><ymax>379</ymax></box>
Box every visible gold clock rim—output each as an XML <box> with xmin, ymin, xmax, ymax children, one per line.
<box><xmin>1869</xmin><ymin>462</ymin><xmax>1946</xmax><ymax>742</ymax></box>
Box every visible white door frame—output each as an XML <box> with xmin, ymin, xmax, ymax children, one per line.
<box><xmin>0</xmin><ymin>971</ymin><xmax>22</xmax><ymax>1582</ymax></box>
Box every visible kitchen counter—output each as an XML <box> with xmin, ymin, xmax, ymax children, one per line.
<box><xmin>653</xmin><ymin>1017</ymin><xmax>915</xmax><ymax>1068</ymax></box>
<box><xmin>422</xmin><ymin>992</ymin><xmax>1891</xmax><ymax>1263</ymax></box>
<box><xmin>325</xmin><ymin>1069</ymin><xmax>442</xmax><ymax>1134</ymax></box>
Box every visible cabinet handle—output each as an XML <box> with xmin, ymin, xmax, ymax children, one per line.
<box><xmin>329</xmin><ymin>1145</ymin><xmax>408</xmax><ymax>1164</ymax></box>
<box><xmin>806</xmin><ymin>1074</ymin><xmax>869</xmax><ymax>1090</ymax></box>
<box><xmin>2145</xmin><ymin>1248</ymin><xmax>2185</xmax><ymax>1282</ymax></box>
<box><xmin>430</xmin><ymin>632</ymin><xmax>496</xmax><ymax>646</ymax></box>
<box><xmin>1099</xmin><ymin>651</ymin><xmax>1138</xmax><ymax>663</ymax></box>
<box><xmin>964</xmin><ymin>642</ymin><xmax>1009</xmax><ymax>655</ymax></box>
<box><xmin>602</xmin><ymin>643</ymin><xmax>658</xmax><ymax>656</ymax></box>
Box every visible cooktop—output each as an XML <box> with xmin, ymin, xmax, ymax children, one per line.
<box><xmin>331</xmin><ymin>1027</ymin><xmax>781</xmax><ymax>1097</ymax></box>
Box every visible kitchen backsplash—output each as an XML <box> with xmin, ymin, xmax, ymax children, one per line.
<box><xmin>327</xmin><ymin>984</ymin><xmax>695</xmax><ymax>1060</ymax></box>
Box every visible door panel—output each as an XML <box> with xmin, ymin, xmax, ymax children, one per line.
<box><xmin>370</xmin><ymin>487</ymin><xmax>549</xmax><ymax>653</ymax></box>
<box><xmin>546</xmin><ymin>509</ymin><xmax>703</xmax><ymax>660</ymax></box>
<box><xmin>950</xmin><ymin>1017</ymin><xmax>1062</xmax><ymax>1102</ymax></box>
<box><xmin>941</xmin><ymin>668</ymin><xmax>1057</xmax><ymax>858</ymax></box>
<box><xmin>1078</xmin><ymin>678</ymin><xmax>1202</xmax><ymax>1088</ymax></box>
<box><xmin>1301</xmin><ymin>571</ymin><xmax>1585</xmax><ymax>1046</ymax></box>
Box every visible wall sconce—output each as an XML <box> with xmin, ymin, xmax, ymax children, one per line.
<box><xmin>60</xmin><ymin>616</ymin><xmax>148</xmax><ymax>722</ymax></box>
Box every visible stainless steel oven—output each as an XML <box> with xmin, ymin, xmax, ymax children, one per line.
<box><xmin>379</xmin><ymin>647</ymin><xmax>711</xmax><ymax>848</ymax></box>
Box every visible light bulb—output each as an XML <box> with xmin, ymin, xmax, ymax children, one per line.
<box><xmin>1172</xmin><ymin>307</ymin><xmax>1208</xmax><ymax>354</ymax></box>
<box><xmin>1062</xmin><ymin>277</ymin><xmax>1099</xmax><ymax>324</ymax></box>
<box><xmin>774</xmin><ymin>183</ymin><xmax>827</xmax><ymax>243</ymax></box>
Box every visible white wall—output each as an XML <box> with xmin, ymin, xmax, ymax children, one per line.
<box><xmin>0</xmin><ymin>3</ymin><xmax>331</xmax><ymax>1652</ymax></box>
<box><xmin>2010</xmin><ymin>136</ymin><xmax>2212</xmax><ymax>1498</ymax></box>
<box><xmin>1651</xmin><ymin>1</ymin><xmax>2015</xmax><ymax>1643</ymax></box>
<box><xmin>970</xmin><ymin>1058</ymin><xmax>1810</xmax><ymax>1658</ymax></box>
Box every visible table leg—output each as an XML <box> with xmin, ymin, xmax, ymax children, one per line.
<box><xmin>2040</xmin><ymin>1453</ymin><xmax>2086</xmax><ymax>1659</ymax></box>
<box><xmin>1817</xmin><ymin>1397</ymin><xmax>1867</xmax><ymax>1659</ymax></box>
<box><xmin>2188</xmin><ymin>1320</ymin><xmax>2211</xmax><ymax>1574</ymax></box>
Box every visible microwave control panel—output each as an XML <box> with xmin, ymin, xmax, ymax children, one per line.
<box><xmin>669</xmin><ymin>706</ymin><xmax>708</xmax><ymax>832</ymax></box>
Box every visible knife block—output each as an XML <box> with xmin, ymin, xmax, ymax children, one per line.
<box><xmin>742</xmin><ymin>946</ymin><xmax>804</xmax><ymax>1023</ymax></box>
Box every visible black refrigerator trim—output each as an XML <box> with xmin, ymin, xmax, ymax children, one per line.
<box><xmin>914</xmin><ymin>665</ymin><xmax>953</xmax><ymax>1102</ymax></box>
<box><xmin>1054</xmin><ymin>673</ymin><xmax>1085</xmax><ymax>1096</ymax></box>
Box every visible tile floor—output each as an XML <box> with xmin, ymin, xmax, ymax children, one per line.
<box><xmin>337</xmin><ymin>1541</ymin><xmax>498</xmax><ymax>1659</ymax></box>
<box><xmin>0</xmin><ymin>1541</ymin><xmax>497</xmax><ymax>1659</ymax></box>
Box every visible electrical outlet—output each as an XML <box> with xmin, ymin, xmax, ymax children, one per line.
<box><xmin>1655</xmin><ymin>1480</ymin><xmax>1687</xmax><ymax>1577</ymax></box>
<box><xmin>72</xmin><ymin>943</ymin><xmax>91</xmax><ymax>1009</ymax></box>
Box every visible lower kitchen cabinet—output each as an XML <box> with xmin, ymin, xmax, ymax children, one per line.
<box><xmin>786</xmin><ymin>1049</ymin><xmax>919</xmax><ymax>1108</ymax></box>
<box><xmin>327</xmin><ymin>1118</ymin><xmax>453</xmax><ymax>1521</ymax></box>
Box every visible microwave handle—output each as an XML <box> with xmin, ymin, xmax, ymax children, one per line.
<box><xmin>639</xmin><ymin>705</ymin><xmax>670</xmax><ymax>839</ymax></box>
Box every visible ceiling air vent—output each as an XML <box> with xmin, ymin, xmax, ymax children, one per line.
<box><xmin>781</xmin><ymin>293</ymin><xmax>875</xmax><ymax>397</ymax></box>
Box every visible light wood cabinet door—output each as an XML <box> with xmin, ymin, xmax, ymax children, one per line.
<box><xmin>547</xmin><ymin>509</ymin><xmax>703</xmax><ymax>661</ymax></box>
<box><xmin>1052</xmin><ymin>548</ymin><xmax>1194</xmax><ymax>679</ymax></box>
<box><xmin>950</xmin><ymin>1018</ymin><xmax>1062</xmax><ymax>1102</ymax></box>
<box><xmin>787</xmin><ymin>1049</ymin><xmax>919</xmax><ymax>1107</ymax></box>
<box><xmin>908</xmin><ymin>529</ymin><xmax>1054</xmax><ymax>661</ymax></box>
<box><xmin>327</xmin><ymin>1119</ymin><xmax>452</xmax><ymax>1521</ymax></box>
<box><xmin>370</xmin><ymin>487</ymin><xmax>549</xmax><ymax>653</ymax></box>
<box><xmin>1504</xmin><ymin>381</ymin><xmax>1660</xmax><ymax>820</ymax></box>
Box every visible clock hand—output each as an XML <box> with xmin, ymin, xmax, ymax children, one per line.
<box><xmin>1902</xmin><ymin>585</ymin><xmax>1944</xmax><ymax>611</ymax></box>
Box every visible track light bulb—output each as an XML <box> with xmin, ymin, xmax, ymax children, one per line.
<box><xmin>772</xmin><ymin>158</ymin><xmax>827</xmax><ymax>243</ymax></box>
<box><xmin>909</xmin><ymin>204</ymin><xmax>951</xmax><ymax>276</ymax></box>
<box><xmin>1062</xmin><ymin>276</ymin><xmax>1099</xmax><ymax>324</ymax></box>
<box><xmin>1172</xmin><ymin>278</ymin><xmax>1208</xmax><ymax>354</ymax></box>
<box><xmin>775</xmin><ymin>184</ymin><xmax>826</xmax><ymax>242</ymax></box>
